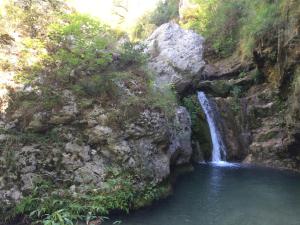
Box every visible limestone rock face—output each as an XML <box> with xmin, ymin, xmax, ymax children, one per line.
<box><xmin>0</xmin><ymin>102</ymin><xmax>193</xmax><ymax>206</ymax></box>
<box><xmin>169</xmin><ymin>107</ymin><xmax>193</xmax><ymax>165</ymax></box>
<box><xmin>0</xmin><ymin>23</ymin><xmax>196</xmax><ymax>208</ymax></box>
<box><xmin>145</xmin><ymin>22</ymin><xmax>205</xmax><ymax>88</ymax></box>
<box><xmin>49</xmin><ymin>90</ymin><xmax>78</xmax><ymax>125</ymax></box>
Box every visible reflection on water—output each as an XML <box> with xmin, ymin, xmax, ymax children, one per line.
<box><xmin>105</xmin><ymin>164</ymin><xmax>300</xmax><ymax>225</ymax></box>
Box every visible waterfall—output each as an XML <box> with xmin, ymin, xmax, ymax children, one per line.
<box><xmin>197</xmin><ymin>92</ymin><xmax>227</xmax><ymax>163</ymax></box>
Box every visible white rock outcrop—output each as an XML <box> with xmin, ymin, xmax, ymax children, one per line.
<box><xmin>145</xmin><ymin>22</ymin><xmax>205</xmax><ymax>87</ymax></box>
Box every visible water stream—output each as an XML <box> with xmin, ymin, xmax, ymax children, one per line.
<box><xmin>197</xmin><ymin>91</ymin><xmax>227</xmax><ymax>163</ymax></box>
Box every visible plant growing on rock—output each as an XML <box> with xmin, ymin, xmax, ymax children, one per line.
<box><xmin>3</xmin><ymin>173</ymin><xmax>167</xmax><ymax>225</ymax></box>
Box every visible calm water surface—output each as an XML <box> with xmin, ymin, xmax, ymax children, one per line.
<box><xmin>107</xmin><ymin>164</ymin><xmax>300</xmax><ymax>225</ymax></box>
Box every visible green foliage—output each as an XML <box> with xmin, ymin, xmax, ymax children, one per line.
<box><xmin>253</xmin><ymin>68</ymin><xmax>265</xmax><ymax>84</ymax></box>
<box><xmin>73</xmin><ymin>73</ymin><xmax>119</xmax><ymax>98</ymax></box>
<box><xmin>133</xmin><ymin>182</ymin><xmax>170</xmax><ymax>209</ymax></box>
<box><xmin>238</xmin><ymin>71</ymin><xmax>247</xmax><ymax>79</ymax></box>
<box><xmin>4</xmin><ymin>173</ymin><xmax>166</xmax><ymax>225</ymax></box>
<box><xmin>229</xmin><ymin>86</ymin><xmax>242</xmax><ymax>112</ymax></box>
<box><xmin>130</xmin><ymin>0</ymin><xmax>179</xmax><ymax>40</ymax></box>
<box><xmin>288</xmin><ymin>67</ymin><xmax>300</xmax><ymax>124</ymax></box>
<box><xmin>230</xmin><ymin>86</ymin><xmax>242</xmax><ymax>99</ymax></box>
<box><xmin>182</xmin><ymin>0</ymin><xmax>286</xmax><ymax>58</ymax></box>
<box><xmin>0</xmin><ymin>0</ymin><xmax>65</xmax><ymax>36</ymax></box>
<box><xmin>239</xmin><ymin>0</ymin><xmax>281</xmax><ymax>57</ymax></box>
<box><xmin>4</xmin><ymin>177</ymin><xmax>128</xmax><ymax>223</ymax></box>
<box><xmin>147</xmin><ymin>85</ymin><xmax>178</xmax><ymax>120</ymax></box>
<box><xmin>0</xmin><ymin>128</ymin><xmax>65</xmax><ymax>155</ymax></box>
<box><xmin>182</xmin><ymin>0</ymin><xmax>243</xmax><ymax>57</ymax></box>
<box><xmin>109</xmin><ymin>83</ymin><xmax>178</xmax><ymax>128</ymax></box>
<box><xmin>131</xmin><ymin>16</ymin><xmax>157</xmax><ymax>41</ymax></box>
<box><xmin>46</xmin><ymin>13</ymin><xmax>114</xmax><ymax>83</ymax></box>
<box><xmin>119</xmin><ymin>42</ymin><xmax>148</xmax><ymax>66</ymax></box>
<box><xmin>211</xmin><ymin>80</ymin><xmax>231</xmax><ymax>96</ymax></box>
<box><xmin>149</xmin><ymin>0</ymin><xmax>180</xmax><ymax>26</ymax></box>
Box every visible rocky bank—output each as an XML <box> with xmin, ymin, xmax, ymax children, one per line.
<box><xmin>0</xmin><ymin>11</ymin><xmax>299</xmax><ymax>223</ymax></box>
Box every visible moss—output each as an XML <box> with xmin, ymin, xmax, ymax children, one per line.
<box><xmin>288</xmin><ymin>67</ymin><xmax>300</xmax><ymax>124</ymax></box>
<box><xmin>257</xmin><ymin>130</ymin><xmax>278</xmax><ymax>142</ymax></box>
<box><xmin>182</xmin><ymin>96</ymin><xmax>212</xmax><ymax>160</ymax></box>
<box><xmin>181</xmin><ymin>0</ymin><xmax>296</xmax><ymax>59</ymax></box>
<box><xmin>210</xmin><ymin>80</ymin><xmax>231</xmax><ymax>96</ymax></box>
<box><xmin>77</xmin><ymin>98</ymin><xmax>94</xmax><ymax>110</ymax></box>
<box><xmin>133</xmin><ymin>182</ymin><xmax>172</xmax><ymax>209</ymax></box>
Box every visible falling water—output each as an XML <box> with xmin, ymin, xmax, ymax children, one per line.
<box><xmin>197</xmin><ymin>91</ymin><xmax>227</xmax><ymax>163</ymax></box>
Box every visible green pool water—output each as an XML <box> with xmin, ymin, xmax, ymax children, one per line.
<box><xmin>107</xmin><ymin>163</ymin><xmax>300</xmax><ymax>225</ymax></box>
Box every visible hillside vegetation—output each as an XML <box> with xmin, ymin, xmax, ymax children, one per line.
<box><xmin>0</xmin><ymin>1</ymin><xmax>178</xmax><ymax>224</ymax></box>
<box><xmin>181</xmin><ymin>0</ymin><xmax>299</xmax><ymax>59</ymax></box>
<box><xmin>0</xmin><ymin>0</ymin><xmax>299</xmax><ymax>224</ymax></box>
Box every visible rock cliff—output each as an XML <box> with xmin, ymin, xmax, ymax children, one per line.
<box><xmin>0</xmin><ymin>22</ymin><xmax>197</xmax><ymax>211</ymax></box>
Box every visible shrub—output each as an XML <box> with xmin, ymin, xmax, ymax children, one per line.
<box><xmin>230</xmin><ymin>85</ymin><xmax>242</xmax><ymax>98</ymax></box>
<box><xmin>4</xmin><ymin>173</ymin><xmax>166</xmax><ymax>225</ymax></box>
<box><xmin>73</xmin><ymin>73</ymin><xmax>120</xmax><ymax>98</ymax></box>
<box><xmin>146</xmin><ymin>84</ymin><xmax>178</xmax><ymax>120</ymax></box>
<box><xmin>130</xmin><ymin>0</ymin><xmax>180</xmax><ymax>41</ymax></box>
<box><xmin>119</xmin><ymin>42</ymin><xmax>148</xmax><ymax>67</ymax></box>
<box><xmin>239</xmin><ymin>0</ymin><xmax>281</xmax><ymax>57</ymax></box>
<box><xmin>131</xmin><ymin>17</ymin><xmax>157</xmax><ymax>41</ymax></box>
<box><xmin>182</xmin><ymin>0</ymin><xmax>286</xmax><ymax>58</ymax></box>
<box><xmin>253</xmin><ymin>68</ymin><xmax>265</xmax><ymax>84</ymax></box>
<box><xmin>181</xmin><ymin>0</ymin><xmax>243</xmax><ymax>57</ymax></box>
<box><xmin>0</xmin><ymin>0</ymin><xmax>66</xmax><ymax>37</ymax></box>
<box><xmin>149</xmin><ymin>0</ymin><xmax>180</xmax><ymax>26</ymax></box>
<box><xmin>46</xmin><ymin>13</ymin><xmax>115</xmax><ymax>83</ymax></box>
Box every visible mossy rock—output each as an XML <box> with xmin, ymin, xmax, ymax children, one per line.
<box><xmin>133</xmin><ymin>182</ymin><xmax>173</xmax><ymax>209</ymax></box>
<box><xmin>257</xmin><ymin>130</ymin><xmax>279</xmax><ymax>142</ymax></box>
<box><xmin>182</xmin><ymin>96</ymin><xmax>212</xmax><ymax>161</ymax></box>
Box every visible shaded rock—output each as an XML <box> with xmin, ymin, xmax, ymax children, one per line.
<box><xmin>49</xmin><ymin>90</ymin><xmax>78</xmax><ymax>125</ymax></box>
<box><xmin>202</xmin><ymin>54</ymin><xmax>254</xmax><ymax>80</ymax></box>
<box><xmin>0</xmin><ymin>187</ymin><xmax>22</xmax><ymax>205</ymax></box>
<box><xmin>26</xmin><ymin>112</ymin><xmax>48</xmax><ymax>132</ymax></box>
<box><xmin>65</xmin><ymin>142</ymin><xmax>91</xmax><ymax>162</ymax></box>
<box><xmin>169</xmin><ymin>107</ymin><xmax>193</xmax><ymax>165</ymax></box>
<box><xmin>74</xmin><ymin>161</ymin><xmax>107</xmax><ymax>185</ymax></box>
<box><xmin>85</xmin><ymin>125</ymin><xmax>113</xmax><ymax>144</ymax></box>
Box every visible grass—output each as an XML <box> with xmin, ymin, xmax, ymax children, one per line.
<box><xmin>181</xmin><ymin>0</ymin><xmax>293</xmax><ymax>59</ymax></box>
<box><xmin>2</xmin><ymin>173</ymin><xmax>168</xmax><ymax>225</ymax></box>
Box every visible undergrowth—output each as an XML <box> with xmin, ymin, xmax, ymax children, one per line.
<box><xmin>181</xmin><ymin>0</ymin><xmax>294</xmax><ymax>58</ymax></box>
<box><xmin>2</xmin><ymin>172</ymin><xmax>167</xmax><ymax>225</ymax></box>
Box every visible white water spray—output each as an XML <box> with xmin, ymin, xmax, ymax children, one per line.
<box><xmin>197</xmin><ymin>92</ymin><xmax>227</xmax><ymax>163</ymax></box>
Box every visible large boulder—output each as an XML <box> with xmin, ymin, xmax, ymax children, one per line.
<box><xmin>145</xmin><ymin>22</ymin><xmax>205</xmax><ymax>89</ymax></box>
